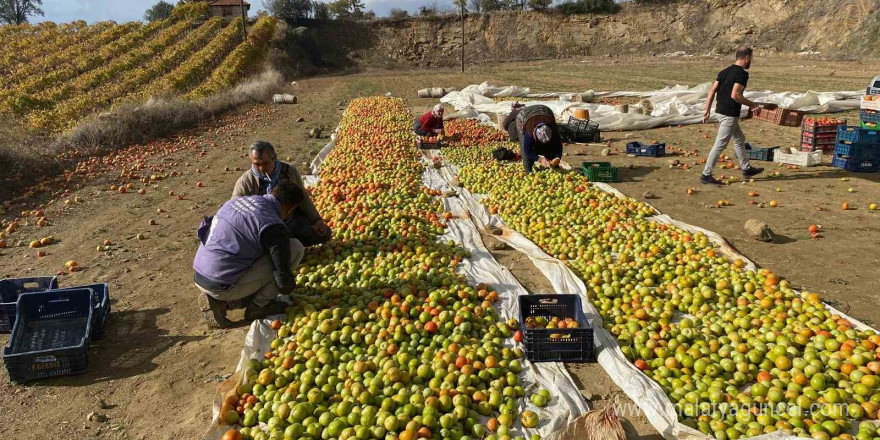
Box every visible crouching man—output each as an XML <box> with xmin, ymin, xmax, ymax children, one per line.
<box><xmin>193</xmin><ymin>182</ymin><xmax>306</xmax><ymax>328</ymax></box>
<box><xmin>233</xmin><ymin>141</ymin><xmax>331</xmax><ymax>247</ymax></box>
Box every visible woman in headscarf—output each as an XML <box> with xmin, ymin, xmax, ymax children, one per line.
<box><xmin>414</xmin><ymin>104</ymin><xmax>445</xmax><ymax>136</ymax></box>
<box><xmin>515</xmin><ymin>104</ymin><xmax>563</xmax><ymax>174</ymax></box>
<box><xmin>500</xmin><ymin>101</ymin><xmax>526</xmax><ymax>142</ymax></box>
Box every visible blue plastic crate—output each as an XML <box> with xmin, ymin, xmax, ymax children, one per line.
<box><xmin>745</xmin><ymin>143</ymin><xmax>779</xmax><ymax>161</ymax></box>
<box><xmin>834</xmin><ymin>142</ymin><xmax>880</xmax><ymax>159</ymax></box>
<box><xmin>50</xmin><ymin>283</ymin><xmax>110</xmax><ymax>340</ymax></box>
<box><xmin>518</xmin><ymin>294</ymin><xmax>595</xmax><ymax>363</ymax></box>
<box><xmin>2</xmin><ymin>289</ymin><xmax>92</xmax><ymax>382</ymax></box>
<box><xmin>0</xmin><ymin>276</ymin><xmax>59</xmax><ymax>332</ymax></box>
<box><xmin>838</xmin><ymin>125</ymin><xmax>880</xmax><ymax>145</ymax></box>
<box><xmin>861</xmin><ymin>109</ymin><xmax>880</xmax><ymax>125</ymax></box>
<box><xmin>832</xmin><ymin>153</ymin><xmax>880</xmax><ymax>173</ymax></box>
<box><xmin>625</xmin><ymin>141</ymin><xmax>666</xmax><ymax>157</ymax></box>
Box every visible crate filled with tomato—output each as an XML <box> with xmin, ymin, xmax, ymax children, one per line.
<box><xmin>518</xmin><ymin>294</ymin><xmax>594</xmax><ymax>363</ymax></box>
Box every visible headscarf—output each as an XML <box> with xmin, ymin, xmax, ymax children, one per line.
<box><xmin>432</xmin><ymin>104</ymin><xmax>444</xmax><ymax>117</ymax></box>
<box><xmin>534</xmin><ymin>123</ymin><xmax>552</xmax><ymax>144</ymax></box>
<box><xmin>252</xmin><ymin>160</ymin><xmax>282</xmax><ymax>194</ymax></box>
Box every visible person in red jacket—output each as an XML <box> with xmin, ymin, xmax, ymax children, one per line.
<box><xmin>414</xmin><ymin>104</ymin><xmax>445</xmax><ymax>136</ymax></box>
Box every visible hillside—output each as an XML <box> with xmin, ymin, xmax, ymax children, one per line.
<box><xmin>0</xmin><ymin>3</ymin><xmax>277</xmax><ymax>133</ymax></box>
<box><xmin>350</xmin><ymin>0</ymin><xmax>880</xmax><ymax>67</ymax></box>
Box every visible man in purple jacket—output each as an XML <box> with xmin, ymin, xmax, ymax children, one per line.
<box><xmin>193</xmin><ymin>182</ymin><xmax>306</xmax><ymax>328</ymax></box>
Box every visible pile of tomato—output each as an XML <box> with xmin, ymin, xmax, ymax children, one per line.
<box><xmin>442</xmin><ymin>119</ymin><xmax>880</xmax><ymax>440</ymax></box>
<box><xmin>217</xmin><ymin>99</ymin><xmax>544</xmax><ymax>440</ymax></box>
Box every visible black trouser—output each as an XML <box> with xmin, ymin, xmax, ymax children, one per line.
<box><xmin>413</xmin><ymin>118</ymin><xmax>434</xmax><ymax>136</ymax></box>
<box><xmin>286</xmin><ymin>210</ymin><xmax>330</xmax><ymax>247</ymax></box>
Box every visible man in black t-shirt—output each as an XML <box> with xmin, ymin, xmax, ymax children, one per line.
<box><xmin>700</xmin><ymin>46</ymin><xmax>764</xmax><ymax>184</ymax></box>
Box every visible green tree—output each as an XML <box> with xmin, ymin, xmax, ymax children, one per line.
<box><xmin>348</xmin><ymin>0</ymin><xmax>365</xmax><ymax>14</ymax></box>
<box><xmin>312</xmin><ymin>1</ymin><xmax>330</xmax><ymax>20</ymax></box>
<box><xmin>389</xmin><ymin>7</ymin><xmax>409</xmax><ymax>19</ymax></box>
<box><xmin>327</xmin><ymin>0</ymin><xmax>350</xmax><ymax>17</ymax></box>
<box><xmin>0</xmin><ymin>0</ymin><xmax>44</xmax><ymax>25</ymax></box>
<box><xmin>144</xmin><ymin>0</ymin><xmax>174</xmax><ymax>22</ymax></box>
<box><xmin>528</xmin><ymin>0</ymin><xmax>551</xmax><ymax>10</ymax></box>
<box><xmin>263</xmin><ymin>0</ymin><xmax>312</xmax><ymax>24</ymax></box>
<box><xmin>478</xmin><ymin>0</ymin><xmax>504</xmax><ymax>12</ymax></box>
<box><xmin>555</xmin><ymin>0</ymin><xmax>619</xmax><ymax>14</ymax></box>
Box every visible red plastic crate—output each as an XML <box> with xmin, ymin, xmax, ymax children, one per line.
<box><xmin>752</xmin><ymin>106</ymin><xmax>805</xmax><ymax>127</ymax></box>
<box><xmin>802</xmin><ymin>118</ymin><xmax>846</xmax><ymax>134</ymax></box>
<box><xmin>801</xmin><ymin>131</ymin><xmax>837</xmax><ymax>143</ymax></box>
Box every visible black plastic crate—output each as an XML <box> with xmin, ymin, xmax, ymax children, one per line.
<box><xmin>745</xmin><ymin>143</ymin><xmax>779</xmax><ymax>161</ymax></box>
<box><xmin>518</xmin><ymin>294</ymin><xmax>594</xmax><ymax>363</ymax></box>
<box><xmin>2</xmin><ymin>289</ymin><xmax>93</xmax><ymax>383</ymax></box>
<box><xmin>0</xmin><ymin>276</ymin><xmax>59</xmax><ymax>332</ymax></box>
<box><xmin>832</xmin><ymin>153</ymin><xmax>880</xmax><ymax>173</ymax></box>
<box><xmin>625</xmin><ymin>141</ymin><xmax>666</xmax><ymax>157</ymax></box>
<box><xmin>416</xmin><ymin>138</ymin><xmax>442</xmax><ymax>150</ymax></box>
<box><xmin>50</xmin><ymin>283</ymin><xmax>110</xmax><ymax>340</ymax></box>
<box><xmin>561</xmin><ymin>117</ymin><xmax>600</xmax><ymax>143</ymax></box>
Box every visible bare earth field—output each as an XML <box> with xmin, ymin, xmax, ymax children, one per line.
<box><xmin>0</xmin><ymin>56</ymin><xmax>878</xmax><ymax>440</ymax></box>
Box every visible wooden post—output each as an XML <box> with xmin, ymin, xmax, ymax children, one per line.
<box><xmin>240</xmin><ymin>0</ymin><xmax>248</xmax><ymax>42</ymax></box>
<box><xmin>460</xmin><ymin>5</ymin><xmax>464</xmax><ymax>73</ymax></box>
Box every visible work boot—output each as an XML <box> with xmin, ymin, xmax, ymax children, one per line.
<box><xmin>742</xmin><ymin>167</ymin><xmax>764</xmax><ymax>178</ymax></box>
<box><xmin>198</xmin><ymin>292</ymin><xmax>232</xmax><ymax>329</ymax></box>
<box><xmin>700</xmin><ymin>174</ymin><xmax>722</xmax><ymax>185</ymax></box>
<box><xmin>244</xmin><ymin>300</ymin><xmax>289</xmax><ymax>322</ymax></box>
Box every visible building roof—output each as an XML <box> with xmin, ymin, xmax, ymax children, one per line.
<box><xmin>209</xmin><ymin>0</ymin><xmax>251</xmax><ymax>6</ymax></box>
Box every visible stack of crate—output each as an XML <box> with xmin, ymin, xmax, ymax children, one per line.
<box><xmin>800</xmin><ymin>118</ymin><xmax>846</xmax><ymax>153</ymax></box>
<box><xmin>833</xmin><ymin>125</ymin><xmax>880</xmax><ymax>173</ymax></box>
<box><xmin>860</xmin><ymin>95</ymin><xmax>879</xmax><ymax>130</ymax></box>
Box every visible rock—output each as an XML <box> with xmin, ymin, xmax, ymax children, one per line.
<box><xmin>490</xmin><ymin>242</ymin><xmax>511</xmax><ymax>251</ymax></box>
<box><xmin>295</xmin><ymin>117</ymin><xmax>304</xmax><ymax>122</ymax></box>
<box><xmin>87</xmin><ymin>412</ymin><xmax>108</xmax><ymax>423</ymax></box>
<box><xmin>337</xmin><ymin>101</ymin><xmax>346</xmax><ymax>107</ymax></box>
<box><xmin>600</xmin><ymin>148</ymin><xmax>610</xmax><ymax>157</ymax></box>
<box><xmin>96</xmin><ymin>398</ymin><xmax>110</xmax><ymax>409</ymax></box>
<box><xmin>642</xmin><ymin>191</ymin><xmax>657</xmax><ymax>199</ymax></box>
<box><xmin>441</xmin><ymin>190</ymin><xmax>458</xmax><ymax>198</ymax></box>
<box><xmin>744</xmin><ymin>219</ymin><xmax>774</xmax><ymax>242</ymax></box>
<box><xmin>450</xmin><ymin>177</ymin><xmax>463</xmax><ymax>187</ymax></box>
<box><xmin>489</xmin><ymin>226</ymin><xmax>503</xmax><ymax>236</ymax></box>
<box><xmin>308</xmin><ymin>128</ymin><xmax>323</xmax><ymax>139</ymax></box>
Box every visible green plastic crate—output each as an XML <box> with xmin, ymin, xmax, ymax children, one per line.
<box><xmin>580</xmin><ymin>161</ymin><xmax>618</xmax><ymax>182</ymax></box>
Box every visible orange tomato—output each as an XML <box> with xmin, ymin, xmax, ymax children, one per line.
<box><xmin>221</xmin><ymin>430</ymin><xmax>243</xmax><ymax>440</ymax></box>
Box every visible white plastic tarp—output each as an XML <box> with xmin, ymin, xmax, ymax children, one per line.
<box><xmin>428</xmin><ymin>155</ymin><xmax>876</xmax><ymax>440</ymax></box>
<box><xmin>441</xmin><ymin>82</ymin><xmax>863</xmax><ymax>131</ymax></box>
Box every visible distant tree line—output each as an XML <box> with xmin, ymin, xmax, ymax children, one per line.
<box><xmin>262</xmin><ymin>0</ymin><xmax>620</xmax><ymax>24</ymax></box>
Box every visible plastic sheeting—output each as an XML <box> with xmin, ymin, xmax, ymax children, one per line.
<box><xmin>427</xmin><ymin>154</ymin><xmax>877</xmax><ymax>440</ymax></box>
<box><xmin>203</xmin><ymin>135</ymin><xmax>592</xmax><ymax>440</ymax></box>
<box><xmin>442</xmin><ymin>82</ymin><xmax>863</xmax><ymax>131</ymax></box>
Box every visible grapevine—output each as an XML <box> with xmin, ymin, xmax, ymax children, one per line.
<box><xmin>188</xmin><ymin>16</ymin><xmax>277</xmax><ymax>98</ymax></box>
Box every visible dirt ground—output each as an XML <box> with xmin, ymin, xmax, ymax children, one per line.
<box><xmin>1</xmin><ymin>56</ymin><xmax>878</xmax><ymax>440</ymax></box>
